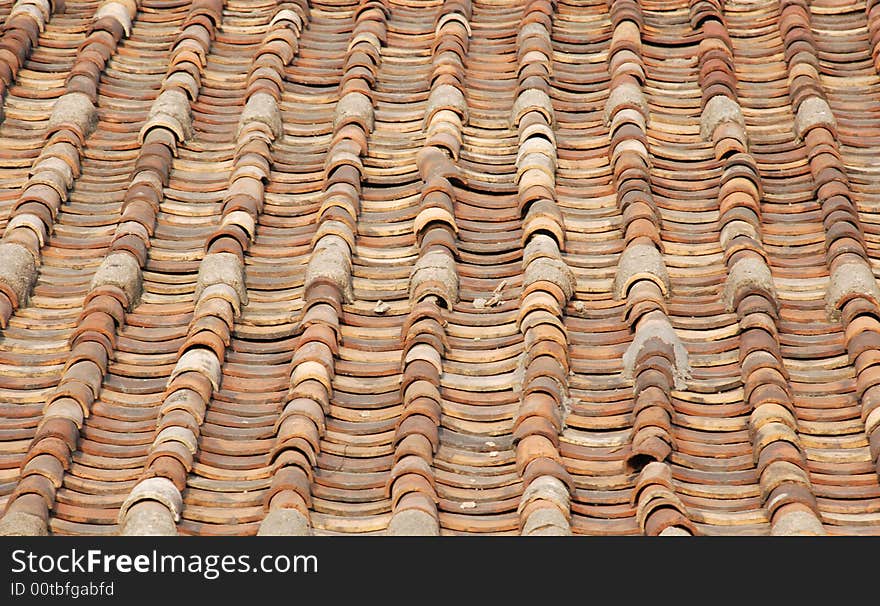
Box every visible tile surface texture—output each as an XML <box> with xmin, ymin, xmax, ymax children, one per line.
<box><xmin>0</xmin><ymin>0</ymin><xmax>879</xmax><ymax>536</ymax></box>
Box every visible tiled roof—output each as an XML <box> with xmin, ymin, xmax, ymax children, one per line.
<box><xmin>0</xmin><ymin>0</ymin><xmax>879</xmax><ymax>536</ymax></box>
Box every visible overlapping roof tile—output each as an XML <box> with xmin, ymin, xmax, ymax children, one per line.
<box><xmin>1</xmin><ymin>0</ymin><xmax>880</xmax><ymax>536</ymax></box>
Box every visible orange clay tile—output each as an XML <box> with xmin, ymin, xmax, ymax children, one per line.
<box><xmin>3</xmin><ymin>0</ymin><xmax>880</xmax><ymax>537</ymax></box>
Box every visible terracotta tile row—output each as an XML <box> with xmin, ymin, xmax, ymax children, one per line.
<box><xmin>260</xmin><ymin>0</ymin><xmax>387</xmax><ymax>535</ymax></box>
<box><xmin>197</xmin><ymin>0</ymin><xmax>313</xmax><ymax>537</ymax></box>
<box><xmin>605</xmin><ymin>0</ymin><xmax>695</xmax><ymax>536</ymax></box>
<box><xmin>0</xmin><ymin>0</ymin><xmax>147</xmax><ymax>535</ymax></box>
<box><xmin>166</xmin><ymin>0</ymin><xmax>312</xmax><ymax>536</ymax></box>
<box><xmin>508</xmin><ymin>0</ymin><xmax>575</xmax><ymax>536</ymax></box>
<box><xmin>117</xmin><ymin>0</ymin><xmax>286</xmax><ymax>536</ymax></box>
<box><xmin>28</xmin><ymin>2</ymin><xmax>185</xmax><ymax>536</ymax></box>
<box><xmin>693</xmin><ymin>0</ymin><xmax>824</xmax><ymax>536</ymax></box>
<box><xmin>637</xmin><ymin>0</ymin><xmax>768</xmax><ymax>537</ymax></box>
<box><xmin>430</xmin><ymin>0</ymin><xmax>524</xmax><ymax>535</ymax></box>
<box><xmin>777</xmin><ymin>0</ymin><xmax>880</xmax><ymax>533</ymax></box>
<box><xmin>550</xmin><ymin>0</ymin><xmax>636</xmax><ymax>537</ymax></box>
<box><xmin>204</xmin><ymin>1</ymin><xmax>353</xmax><ymax>537</ymax></box>
<box><xmin>0</xmin><ymin>0</ymin><xmax>114</xmax><ymax>329</ymax></box>
<box><xmin>382</xmin><ymin>0</ymin><xmax>468</xmax><ymax>536</ymax></box>
<box><xmin>0</xmin><ymin>0</ymin><xmax>64</xmax><ymax>120</ymax></box>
